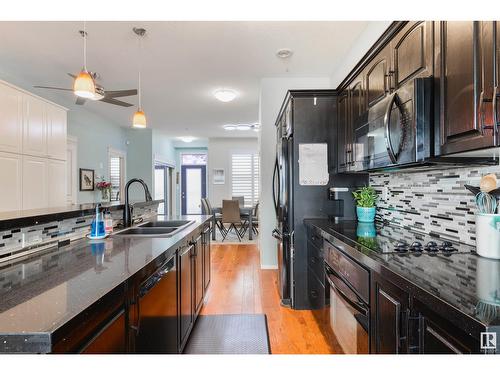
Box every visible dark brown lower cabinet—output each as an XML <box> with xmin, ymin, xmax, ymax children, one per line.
<box><xmin>371</xmin><ymin>273</ymin><xmax>410</xmax><ymax>354</ymax></box>
<box><xmin>179</xmin><ymin>244</ymin><xmax>194</xmax><ymax>350</ymax></box>
<box><xmin>411</xmin><ymin>298</ymin><xmax>478</xmax><ymax>354</ymax></box>
<box><xmin>80</xmin><ymin>310</ymin><xmax>126</xmax><ymax>353</ymax></box>
<box><xmin>202</xmin><ymin>227</ymin><xmax>211</xmax><ymax>292</ymax></box>
<box><xmin>192</xmin><ymin>234</ymin><xmax>204</xmax><ymax>316</ymax></box>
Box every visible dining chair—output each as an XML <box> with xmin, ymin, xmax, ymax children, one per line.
<box><xmin>240</xmin><ymin>201</ymin><xmax>259</xmax><ymax>237</ymax></box>
<box><xmin>201</xmin><ymin>198</ymin><xmax>225</xmax><ymax>236</ymax></box>
<box><xmin>221</xmin><ymin>199</ymin><xmax>242</xmax><ymax>242</ymax></box>
<box><xmin>232</xmin><ymin>196</ymin><xmax>245</xmax><ymax>208</ymax></box>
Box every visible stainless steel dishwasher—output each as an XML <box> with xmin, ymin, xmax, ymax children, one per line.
<box><xmin>132</xmin><ymin>254</ymin><xmax>178</xmax><ymax>353</ymax></box>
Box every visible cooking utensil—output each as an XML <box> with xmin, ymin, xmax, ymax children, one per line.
<box><xmin>465</xmin><ymin>184</ymin><xmax>500</xmax><ymax>200</ymax></box>
<box><xmin>475</xmin><ymin>191</ymin><xmax>498</xmax><ymax>214</ymax></box>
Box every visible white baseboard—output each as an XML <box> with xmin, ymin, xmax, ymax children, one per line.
<box><xmin>260</xmin><ymin>264</ymin><xmax>278</xmax><ymax>270</ymax></box>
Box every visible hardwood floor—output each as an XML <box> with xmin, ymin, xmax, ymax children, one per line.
<box><xmin>200</xmin><ymin>243</ymin><xmax>343</xmax><ymax>354</ymax></box>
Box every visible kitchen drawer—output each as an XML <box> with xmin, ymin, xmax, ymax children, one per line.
<box><xmin>307</xmin><ymin>265</ymin><xmax>325</xmax><ymax>310</ymax></box>
<box><xmin>324</xmin><ymin>240</ymin><xmax>370</xmax><ymax>303</ymax></box>
<box><xmin>308</xmin><ymin>227</ymin><xmax>323</xmax><ymax>249</ymax></box>
<box><xmin>307</xmin><ymin>240</ymin><xmax>325</xmax><ymax>281</ymax></box>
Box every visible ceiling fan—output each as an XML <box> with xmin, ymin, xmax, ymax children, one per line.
<box><xmin>34</xmin><ymin>72</ymin><xmax>138</xmax><ymax>107</ymax></box>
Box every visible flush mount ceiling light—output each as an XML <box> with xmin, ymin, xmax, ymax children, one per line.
<box><xmin>223</xmin><ymin>123</ymin><xmax>259</xmax><ymax>131</ymax></box>
<box><xmin>179</xmin><ymin>136</ymin><xmax>196</xmax><ymax>143</ymax></box>
<box><xmin>73</xmin><ymin>24</ymin><xmax>96</xmax><ymax>99</ymax></box>
<box><xmin>214</xmin><ymin>89</ymin><xmax>237</xmax><ymax>103</ymax></box>
<box><xmin>132</xmin><ymin>27</ymin><xmax>147</xmax><ymax>129</ymax></box>
<box><xmin>276</xmin><ymin>48</ymin><xmax>293</xmax><ymax>59</ymax></box>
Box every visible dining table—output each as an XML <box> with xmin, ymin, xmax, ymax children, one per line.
<box><xmin>211</xmin><ymin>206</ymin><xmax>254</xmax><ymax>240</ymax></box>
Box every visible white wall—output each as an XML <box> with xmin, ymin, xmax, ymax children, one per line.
<box><xmin>259</xmin><ymin>77</ymin><xmax>331</xmax><ymax>269</ymax></box>
<box><xmin>330</xmin><ymin>21</ymin><xmax>392</xmax><ymax>87</ymax></box>
<box><xmin>207</xmin><ymin>137</ymin><xmax>258</xmax><ymax>207</ymax></box>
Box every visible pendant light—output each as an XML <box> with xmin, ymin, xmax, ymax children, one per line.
<box><xmin>73</xmin><ymin>22</ymin><xmax>96</xmax><ymax>99</ymax></box>
<box><xmin>132</xmin><ymin>27</ymin><xmax>147</xmax><ymax>128</ymax></box>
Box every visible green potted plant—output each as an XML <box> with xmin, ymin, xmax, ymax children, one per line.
<box><xmin>352</xmin><ymin>186</ymin><xmax>378</xmax><ymax>223</ymax></box>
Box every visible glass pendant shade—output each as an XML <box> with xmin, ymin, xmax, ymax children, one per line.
<box><xmin>132</xmin><ymin>109</ymin><xmax>147</xmax><ymax>128</ymax></box>
<box><xmin>73</xmin><ymin>70</ymin><xmax>96</xmax><ymax>98</ymax></box>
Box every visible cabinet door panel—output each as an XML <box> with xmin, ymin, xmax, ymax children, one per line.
<box><xmin>203</xmin><ymin>229</ymin><xmax>211</xmax><ymax>291</ymax></box>
<box><xmin>22</xmin><ymin>156</ymin><xmax>48</xmax><ymax>210</ymax></box>
<box><xmin>438</xmin><ymin>21</ymin><xmax>495</xmax><ymax>154</ymax></box>
<box><xmin>392</xmin><ymin>21</ymin><xmax>433</xmax><ymax>87</ymax></box>
<box><xmin>23</xmin><ymin>96</ymin><xmax>47</xmax><ymax>157</ymax></box>
<box><xmin>0</xmin><ymin>152</ymin><xmax>22</xmax><ymax>212</ymax></box>
<box><xmin>48</xmin><ymin>159</ymin><xmax>67</xmax><ymax>208</ymax></box>
<box><xmin>194</xmin><ymin>239</ymin><xmax>204</xmax><ymax>315</ymax></box>
<box><xmin>47</xmin><ymin>106</ymin><xmax>67</xmax><ymax>160</ymax></box>
<box><xmin>337</xmin><ymin>91</ymin><xmax>349</xmax><ymax>171</ymax></box>
<box><xmin>0</xmin><ymin>83</ymin><xmax>22</xmax><ymax>154</ymax></box>
<box><xmin>179</xmin><ymin>246</ymin><xmax>193</xmax><ymax>347</ymax></box>
<box><xmin>366</xmin><ymin>46</ymin><xmax>390</xmax><ymax>108</ymax></box>
<box><xmin>371</xmin><ymin>273</ymin><xmax>409</xmax><ymax>354</ymax></box>
<box><xmin>81</xmin><ymin>310</ymin><xmax>126</xmax><ymax>354</ymax></box>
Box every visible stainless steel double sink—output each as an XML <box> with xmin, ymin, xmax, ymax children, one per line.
<box><xmin>113</xmin><ymin>220</ymin><xmax>195</xmax><ymax>237</ymax></box>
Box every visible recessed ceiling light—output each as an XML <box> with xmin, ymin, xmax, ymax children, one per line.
<box><xmin>178</xmin><ymin>136</ymin><xmax>195</xmax><ymax>143</ymax></box>
<box><xmin>276</xmin><ymin>48</ymin><xmax>293</xmax><ymax>59</ymax></box>
<box><xmin>237</xmin><ymin>124</ymin><xmax>251</xmax><ymax>131</ymax></box>
<box><xmin>214</xmin><ymin>89</ymin><xmax>237</xmax><ymax>102</ymax></box>
<box><xmin>223</xmin><ymin>124</ymin><xmax>237</xmax><ymax>131</ymax></box>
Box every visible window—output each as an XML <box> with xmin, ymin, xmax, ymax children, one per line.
<box><xmin>108</xmin><ymin>148</ymin><xmax>126</xmax><ymax>201</ymax></box>
<box><xmin>181</xmin><ymin>153</ymin><xmax>207</xmax><ymax>165</ymax></box>
<box><xmin>231</xmin><ymin>153</ymin><xmax>260</xmax><ymax>207</ymax></box>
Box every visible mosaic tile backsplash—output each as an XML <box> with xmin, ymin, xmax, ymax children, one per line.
<box><xmin>370</xmin><ymin>164</ymin><xmax>500</xmax><ymax>246</ymax></box>
<box><xmin>0</xmin><ymin>203</ymin><xmax>159</xmax><ymax>261</ymax></box>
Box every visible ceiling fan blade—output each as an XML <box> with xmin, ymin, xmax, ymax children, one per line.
<box><xmin>33</xmin><ymin>85</ymin><xmax>73</xmax><ymax>91</ymax></box>
<box><xmin>67</xmin><ymin>73</ymin><xmax>77</xmax><ymax>79</ymax></box>
<box><xmin>100</xmin><ymin>97</ymin><xmax>134</xmax><ymax>107</ymax></box>
<box><xmin>75</xmin><ymin>97</ymin><xmax>86</xmax><ymax>105</ymax></box>
<box><xmin>104</xmin><ymin>89</ymin><xmax>138</xmax><ymax>98</ymax></box>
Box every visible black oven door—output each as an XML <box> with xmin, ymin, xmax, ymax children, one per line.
<box><xmin>326</xmin><ymin>264</ymin><xmax>370</xmax><ymax>354</ymax></box>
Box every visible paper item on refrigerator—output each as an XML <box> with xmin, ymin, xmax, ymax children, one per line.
<box><xmin>298</xmin><ymin>143</ymin><xmax>329</xmax><ymax>186</ymax></box>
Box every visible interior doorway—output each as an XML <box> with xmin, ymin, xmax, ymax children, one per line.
<box><xmin>155</xmin><ymin>163</ymin><xmax>174</xmax><ymax>216</ymax></box>
<box><xmin>180</xmin><ymin>153</ymin><xmax>207</xmax><ymax>215</ymax></box>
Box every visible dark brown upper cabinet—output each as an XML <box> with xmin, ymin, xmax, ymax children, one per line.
<box><xmin>350</xmin><ymin>77</ymin><xmax>365</xmax><ymax>129</ymax></box>
<box><xmin>337</xmin><ymin>89</ymin><xmax>350</xmax><ymax>172</ymax></box>
<box><xmin>391</xmin><ymin>21</ymin><xmax>434</xmax><ymax>89</ymax></box>
<box><xmin>366</xmin><ymin>45</ymin><xmax>391</xmax><ymax>108</ymax></box>
<box><xmin>436</xmin><ymin>21</ymin><xmax>497</xmax><ymax>155</ymax></box>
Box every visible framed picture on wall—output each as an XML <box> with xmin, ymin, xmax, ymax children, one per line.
<box><xmin>79</xmin><ymin>168</ymin><xmax>95</xmax><ymax>191</ymax></box>
<box><xmin>213</xmin><ymin>168</ymin><xmax>225</xmax><ymax>184</ymax></box>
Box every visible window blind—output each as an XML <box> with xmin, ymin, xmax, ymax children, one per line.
<box><xmin>231</xmin><ymin>153</ymin><xmax>260</xmax><ymax>207</ymax></box>
<box><xmin>109</xmin><ymin>156</ymin><xmax>121</xmax><ymax>201</ymax></box>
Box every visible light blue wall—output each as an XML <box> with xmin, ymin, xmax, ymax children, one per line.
<box><xmin>67</xmin><ymin>111</ymin><xmax>128</xmax><ymax>204</ymax></box>
<box><xmin>152</xmin><ymin>130</ymin><xmax>177</xmax><ymax>166</ymax></box>
<box><xmin>125</xmin><ymin>128</ymin><xmax>154</xmax><ymax>201</ymax></box>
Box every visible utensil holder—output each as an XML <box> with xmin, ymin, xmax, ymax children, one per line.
<box><xmin>476</xmin><ymin>214</ymin><xmax>500</xmax><ymax>259</ymax></box>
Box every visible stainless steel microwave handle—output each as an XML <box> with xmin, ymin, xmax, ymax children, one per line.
<box><xmin>383</xmin><ymin>93</ymin><xmax>398</xmax><ymax>164</ymax></box>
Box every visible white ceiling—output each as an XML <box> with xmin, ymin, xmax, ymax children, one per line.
<box><xmin>0</xmin><ymin>21</ymin><xmax>379</xmax><ymax>138</ymax></box>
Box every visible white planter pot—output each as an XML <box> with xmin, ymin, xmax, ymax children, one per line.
<box><xmin>475</xmin><ymin>214</ymin><xmax>500</xmax><ymax>259</ymax></box>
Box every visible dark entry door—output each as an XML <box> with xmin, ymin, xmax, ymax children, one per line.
<box><xmin>181</xmin><ymin>165</ymin><xmax>206</xmax><ymax>215</ymax></box>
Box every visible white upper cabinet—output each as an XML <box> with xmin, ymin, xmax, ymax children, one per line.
<box><xmin>0</xmin><ymin>82</ymin><xmax>23</xmax><ymax>154</ymax></box>
<box><xmin>0</xmin><ymin>152</ymin><xmax>22</xmax><ymax>212</ymax></box>
<box><xmin>23</xmin><ymin>94</ymin><xmax>48</xmax><ymax>157</ymax></box>
<box><xmin>48</xmin><ymin>159</ymin><xmax>67</xmax><ymax>207</ymax></box>
<box><xmin>22</xmin><ymin>155</ymin><xmax>49</xmax><ymax>210</ymax></box>
<box><xmin>47</xmin><ymin>105</ymin><xmax>67</xmax><ymax>160</ymax></box>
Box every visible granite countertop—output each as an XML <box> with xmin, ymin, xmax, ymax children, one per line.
<box><xmin>0</xmin><ymin>200</ymin><xmax>163</xmax><ymax>230</ymax></box>
<box><xmin>0</xmin><ymin>215</ymin><xmax>211</xmax><ymax>352</ymax></box>
<box><xmin>304</xmin><ymin>219</ymin><xmax>500</xmax><ymax>330</ymax></box>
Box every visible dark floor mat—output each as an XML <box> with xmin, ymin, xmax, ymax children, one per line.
<box><xmin>183</xmin><ymin>314</ymin><xmax>271</xmax><ymax>354</ymax></box>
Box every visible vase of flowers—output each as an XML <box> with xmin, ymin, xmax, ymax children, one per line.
<box><xmin>352</xmin><ymin>186</ymin><xmax>378</xmax><ymax>223</ymax></box>
<box><xmin>96</xmin><ymin>179</ymin><xmax>112</xmax><ymax>202</ymax></box>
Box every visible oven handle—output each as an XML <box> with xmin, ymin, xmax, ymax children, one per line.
<box><xmin>325</xmin><ymin>265</ymin><xmax>368</xmax><ymax>316</ymax></box>
<box><xmin>383</xmin><ymin>92</ymin><xmax>398</xmax><ymax>164</ymax></box>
